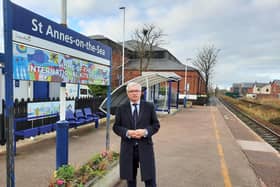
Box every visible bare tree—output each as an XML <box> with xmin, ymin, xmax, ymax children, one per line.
<box><xmin>144</xmin><ymin>24</ymin><xmax>164</xmax><ymax>69</ymax></box>
<box><xmin>192</xmin><ymin>45</ymin><xmax>220</xmax><ymax>97</ymax></box>
<box><xmin>132</xmin><ymin>24</ymin><xmax>165</xmax><ymax>74</ymax></box>
<box><xmin>132</xmin><ymin>28</ymin><xmax>148</xmax><ymax>75</ymax></box>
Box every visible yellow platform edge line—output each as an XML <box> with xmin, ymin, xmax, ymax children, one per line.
<box><xmin>211</xmin><ymin>109</ymin><xmax>233</xmax><ymax>187</ymax></box>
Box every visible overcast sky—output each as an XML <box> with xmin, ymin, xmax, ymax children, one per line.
<box><xmin>1</xmin><ymin>0</ymin><xmax>279</xmax><ymax>89</ymax></box>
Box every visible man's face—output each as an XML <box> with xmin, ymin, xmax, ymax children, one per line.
<box><xmin>127</xmin><ymin>85</ymin><xmax>141</xmax><ymax>103</ymax></box>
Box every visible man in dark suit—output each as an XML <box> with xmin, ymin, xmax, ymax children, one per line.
<box><xmin>113</xmin><ymin>82</ymin><xmax>160</xmax><ymax>187</ymax></box>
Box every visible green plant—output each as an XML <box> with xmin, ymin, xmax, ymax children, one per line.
<box><xmin>88</xmin><ymin>85</ymin><xmax>107</xmax><ymax>96</ymax></box>
<box><xmin>56</xmin><ymin>165</ymin><xmax>75</xmax><ymax>183</ymax></box>
<box><xmin>50</xmin><ymin>151</ymin><xmax>119</xmax><ymax>187</ymax></box>
<box><xmin>90</xmin><ymin>153</ymin><xmax>103</xmax><ymax>165</ymax></box>
<box><xmin>79</xmin><ymin>165</ymin><xmax>92</xmax><ymax>176</ymax></box>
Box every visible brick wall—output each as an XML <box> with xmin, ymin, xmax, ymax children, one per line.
<box><xmin>124</xmin><ymin>69</ymin><xmax>206</xmax><ymax>95</ymax></box>
<box><xmin>172</xmin><ymin>70</ymin><xmax>206</xmax><ymax>95</ymax></box>
<box><xmin>111</xmin><ymin>47</ymin><xmax>129</xmax><ymax>89</ymax></box>
<box><xmin>125</xmin><ymin>70</ymin><xmax>141</xmax><ymax>82</ymax></box>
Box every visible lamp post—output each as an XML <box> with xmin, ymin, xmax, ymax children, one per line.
<box><xmin>184</xmin><ymin>58</ymin><xmax>192</xmax><ymax>108</ymax></box>
<box><xmin>119</xmin><ymin>6</ymin><xmax>125</xmax><ymax>85</ymax></box>
<box><xmin>61</xmin><ymin>0</ymin><xmax>67</xmax><ymax>27</ymax></box>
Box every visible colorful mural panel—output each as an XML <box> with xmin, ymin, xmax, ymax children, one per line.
<box><xmin>27</xmin><ymin>101</ymin><xmax>60</xmax><ymax>118</ymax></box>
<box><xmin>13</xmin><ymin>43</ymin><xmax>110</xmax><ymax>85</ymax></box>
<box><xmin>88</xmin><ymin>63</ymin><xmax>110</xmax><ymax>85</ymax></box>
<box><xmin>27</xmin><ymin>100</ymin><xmax>75</xmax><ymax>118</ymax></box>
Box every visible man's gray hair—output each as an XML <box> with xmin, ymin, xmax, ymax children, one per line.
<box><xmin>126</xmin><ymin>82</ymin><xmax>142</xmax><ymax>92</ymax></box>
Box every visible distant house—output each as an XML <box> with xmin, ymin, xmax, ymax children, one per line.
<box><xmin>271</xmin><ymin>80</ymin><xmax>280</xmax><ymax>98</ymax></box>
<box><xmin>247</xmin><ymin>87</ymin><xmax>254</xmax><ymax>94</ymax></box>
<box><xmin>231</xmin><ymin>81</ymin><xmax>278</xmax><ymax>99</ymax></box>
<box><xmin>231</xmin><ymin>83</ymin><xmax>241</xmax><ymax>95</ymax></box>
<box><xmin>231</xmin><ymin>82</ymin><xmax>254</xmax><ymax>96</ymax></box>
<box><xmin>252</xmin><ymin>83</ymin><xmax>271</xmax><ymax>94</ymax></box>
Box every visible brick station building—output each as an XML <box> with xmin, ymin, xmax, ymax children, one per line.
<box><xmin>90</xmin><ymin>35</ymin><xmax>206</xmax><ymax>100</ymax></box>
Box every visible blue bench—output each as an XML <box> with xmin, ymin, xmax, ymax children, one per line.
<box><xmin>66</xmin><ymin>109</ymin><xmax>99</xmax><ymax>128</ymax></box>
<box><xmin>14</xmin><ymin>113</ymin><xmax>59</xmax><ymax>154</ymax></box>
<box><xmin>66</xmin><ymin>110</ymin><xmax>84</xmax><ymax>128</ymax></box>
<box><xmin>39</xmin><ymin>123</ymin><xmax>54</xmax><ymax>134</ymax></box>
<box><xmin>14</xmin><ymin>109</ymin><xmax>99</xmax><ymax>154</ymax></box>
<box><xmin>83</xmin><ymin>107</ymin><xmax>99</xmax><ymax>128</ymax></box>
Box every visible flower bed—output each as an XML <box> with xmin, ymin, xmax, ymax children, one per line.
<box><xmin>49</xmin><ymin>150</ymin><xmax>119</xmax><ymax>187</ymax></box>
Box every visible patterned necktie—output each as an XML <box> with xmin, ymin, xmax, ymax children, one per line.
<box><xmin>132</xmin><ymin>104</ymin><xmax>138</xmax><ymax>129</ymax></box>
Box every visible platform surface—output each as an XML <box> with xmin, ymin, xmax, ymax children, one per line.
<box><xmin>1</xmin><ymin>99</ymin><xmax>279</xmax><ymax>187</ymax></box>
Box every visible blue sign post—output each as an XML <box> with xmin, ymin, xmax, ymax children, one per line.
<box><xmin>3</xmin><ymin>0</ymin><xmax>15</xmax><ymax>187</ymax></box>
<box><xmin>56</xmin><ymin>120</ymin><xmax>69</xmax><ymax>169</ymax></box>
<box><xmin>0</xmin><ymin>53</ymin><xmax>4</xmax><ymax>62</ymax></box>
<box><xmin>0</xmin><ymin>53</ymin><xmax>5</xmax><ymax>145</ymax></box>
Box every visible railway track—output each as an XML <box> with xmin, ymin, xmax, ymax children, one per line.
<box><xmin>219</xmin><ymin>98</ymin><xmax>280</xmax><ymax>152</ymax></box>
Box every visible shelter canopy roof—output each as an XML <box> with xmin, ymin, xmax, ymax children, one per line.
<box><xmin>130</xmin><ymin>72</ymin><xmax>181</xmax><ymax>87</ymax></box>
<box><xmin>99</xmin><ymin>72</ymin><xmax>181</xmax><ymax>114</ymax></box>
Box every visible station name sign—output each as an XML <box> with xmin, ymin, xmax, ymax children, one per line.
<box><xmin>11</xmin><ymin>3</ymin><xmax>111</xmax><ymax>62</ymax></box>
<box><xmin>31</xmin><ymin>19</ymin><xmax>105</xmax><ymax>56</ymax></box>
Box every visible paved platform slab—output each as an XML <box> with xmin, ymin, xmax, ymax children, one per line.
<box><xmin>237</xmin><ymin>140</ymin><xmax>277</xmax><ymax>153</ymax></box>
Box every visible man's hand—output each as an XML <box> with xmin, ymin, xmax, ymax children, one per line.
<box><xmin>127</xmin><ymin>130</ymin><xmax>137</xmax><ymax>138</ymax></box>
<box><xmin>134</xmin><ymin>129</ymin><xmax>146</xmax><ymax>139</ymax></box>
<box><xmin>127</xmin><ymin>129</ymin><xmax>147</xmax><ymax>139</ymax></box>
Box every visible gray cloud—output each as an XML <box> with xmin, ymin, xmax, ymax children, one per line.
<box><xmin>1</xmin><ymin>0</ymin><xmax>279</xmax><ymax>89</ymax></box>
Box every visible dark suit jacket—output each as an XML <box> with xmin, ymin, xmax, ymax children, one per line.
<box><xmin>113</xmin><ymin>100</ymin><xmax>160</xmax><ymax>181</ymax></box>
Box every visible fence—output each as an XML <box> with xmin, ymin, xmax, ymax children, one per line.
<box><xmin>0</xmin><ymin>96</ymin><xmax>106</xmax><ymax>145</ymax></box>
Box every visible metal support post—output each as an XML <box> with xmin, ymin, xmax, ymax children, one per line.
<box><xmin>143</xmin><ymin>89</ymin><xmax>147</xmax><ymax>101</ymax></box>
<box><xmin>4</xmin><ymin>0</ymin><xmax>15</xmax><ymax>186</ymax></box>
<box><xmin>153</xmin><ymin>85</ymin><xmax>156</xmax><ymax>103</ymax></box>
<box><xmin>167</xmin><ymin>81</ymin><xmax>172</xmax><ymax>114</ymax></box>
<box><xmin>56</xmin><ymin>120</ymin><xmax>69</xmax><ymax>169</ymax></box>
<box><xmin>56</xmin><ymin>81</ymin><xmax>69</xmax><ymax>169</ymax></box>
<box><xmin>105</xmin><ymin>54</ymin><xmax>112</xmax><ymax>151</ymax></box>
<box><xmin>176</xmin><ymin>81</ymin><xmax>179</xmax><ymax>109</ymax></box>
